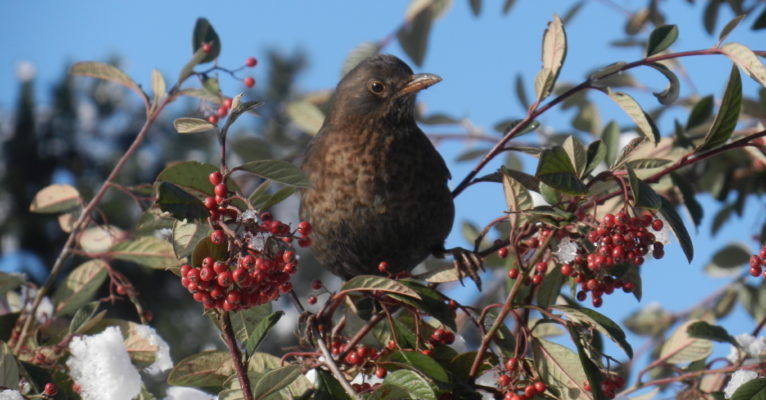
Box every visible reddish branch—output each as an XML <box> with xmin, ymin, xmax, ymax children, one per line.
<box><xmin>221</xmin><ymin>312</ymin><xmax>254</xmax><ymax>400</ymax></box>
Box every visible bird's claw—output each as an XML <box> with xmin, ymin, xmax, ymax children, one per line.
<box><xmin>446</xmin><ymin>247</ymin><xmax>484</xmax><ymax>290</ymax></box>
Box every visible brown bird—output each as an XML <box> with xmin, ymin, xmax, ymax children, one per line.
<box><xmin>300</xmin><ymin>54</ymin><xmax>481</xmax><ymax>284</ymax></box>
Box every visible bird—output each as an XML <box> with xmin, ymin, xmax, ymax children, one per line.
<box><xmin>300</xmin><ymin>54</ymin><xmax>481</xmax><ymax>285</ymax></box>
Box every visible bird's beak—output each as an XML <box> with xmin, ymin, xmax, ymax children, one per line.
<box><xmin>398</xmin><ymin>73</ymin><xmax>442</xmax><ymax>96</ymax></box>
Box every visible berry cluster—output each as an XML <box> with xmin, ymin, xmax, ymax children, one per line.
<box><xmin>179</xmin><ymin>171</ymin><xmax>311</xmax><ymax>311</ymax></box>
<box><xmin>496</xmin><ymin>357</ymin><xmax>547</xmax><ymax>400</ymax></box>
<box><xmin>565</xmin><ymin>211</ymin><xmax>665</xmax><ymax>307</ymax></box>
<box><xmin>202</xmin><ymin>55</ymin><xmax>257</xmax><ymax>124</ymax></box>
<box><xmin>583</xmin><ymin>374</ymin><xmax>625</xmax><ymax>399</ymax></box>
<box><xmin>749</xmin><ymin>245</ymin><xmax>766</xmax><ymax>277</ymax></box>
<box><xmin>503</xmin><ymin>227</ymin><xmax>558</xmax><ymax>287</ymax></box>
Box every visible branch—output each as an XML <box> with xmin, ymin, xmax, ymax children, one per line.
<box><xmin>221</xmin><ymin>312</ymin><xmax>253</xmax><ymax>400</ymax></box>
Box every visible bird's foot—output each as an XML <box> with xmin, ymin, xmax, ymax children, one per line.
<box><xmin>442</xmin><ymin>247</ymin><xmax>484</xmax><ymax>290</ymax></box>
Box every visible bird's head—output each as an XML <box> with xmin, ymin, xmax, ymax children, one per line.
<box><xmin>327</xmin><ymin>54</ymin><xmax>441</xmax><ymax>125</ymax></box>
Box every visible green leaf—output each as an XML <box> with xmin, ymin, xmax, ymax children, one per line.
<box><xmin>340</xmin><ymin>275</ymin><xmax>421</xmax><ymax>299</ymax></box>
<box><xmin>0</xmin><ymin>273</ymin><xmax>23</xmax><ymax>295</ymax></box>
<box><xmin>536</xmin><ymin>266</ymin><xmax>564</xmax><ymax>308</ymax></box>
<box><xmin>251</xmin><ymin>365</ymin><xmax>303</xmax><ymax>400</ymax></box>
<box><xmin>172</xmin><ymin>220</ymin><xmax>212</xmax><ymax>259</ymax></box>
<box><xmin>612</xmin><ymin>136</ymin><xmax>648</xmax><ymax>170</ymax></box>
<box><xmin>721</xmin><ymin>42</ymin><xmax>766</xmax><ymax>87</ymax></box>
<box><xmin>648</xmin><ymin>63</ymin><xmax>680</xmax><ymax>105</ymax></box>
<box><xmin>341</xmin><ymin>41</ymin><xmax>381</xmax><ymax>78</ymax></box>
<box><xmin>156</xmin><ymin>161</ymin><xmax>219</xmax><ymax>196</ymax></box>
<box><xmin>554</xmin><ymin>305</ymin><xmax>633</xmax><ymax>358</ymax></box>
<box><xmin>535</xmin><ymin>146</ymin><xmax>587</xmax><ymax>194</ymax></box>
<box><xmin>707</xmin><ymin>243</ymin><xmax>751</xmax><ymax>272</ymax></box>
<box><xmin>244</xmin><ymin>311</ymin><xmax>283</xmax><ymax>355</ymax></box>
<box><xmin>502</xmin><ymin>0</ymin><xmax>516</xmax><ymax>14</ymax></box>
<box><xmin>110</xmin><ymin>236</ymin><xmax>179</xmax><ymax>269</ymax></box>
<box><xmin>686</xmin><ymin>95</ymin><xmax>715</xmax><ymax>131</ymax></box>
<box><xmin>69</xmin><ymin>302</ymin><xmax>100</xmax><ymax>334</ymax></box>
<box><xmin>534</xmin><ymin>14</ymin><xmax>567</xmax><ymax>102</ymax></box>
<box><xmin>716</xmin><ymin>14</ymin><xmax>746</xmax><ymax>47</ymax></box>
<box><xmin>659</xmin><ymin>320</ymin><xmax>712</xmax><ymax>364</ymax></box>
<box><xmin>157</xmin><ymin>182</ymin><xmax>209</xmax><ymax>221</ymax></box>
<box><xmin>192</xmin><ymin>17</ymin><xmax>221</xmax><ymax>63</ymax></box>
<box><xmin>568</xmin><ymin>326</ymin><xmax>606</xmax><ymax>400</ymax></box>
<box><xmin>670</xmin><ymin>173</ymin><xmax>703</xmax><ymax>227</ymax></box>
<box><xmin>697</xmin><ymin>65</ymin><xmax>742</xmax><ymax>152</ymax></box>
<box><xmin>29</xmin><ymin>184</ymin><xmax>81</xmax><ymax>214</ymax></box>
<box><xmin>731</xmin><ymin>378</ymin><xmax>766</xmax><ymax>400</ymax></box>
<box><xmin>314</xmin><ymin>369</ymin><xmax>351</xmax><ymax>400</ymax></box>
<box><xmin>562</xmin><ymin>136</ymin><xmax>587</xmax><ymax>177</ymax></box>
<box><xmin>532</xmin><ymin>338</ymin><xmax>591</xmax><ymax>400</ymax></box>
<box><xmin>753</xmin><ymin>6</ymin><xmax>766</xmax><ymax>30</ymax></box>
<box><xmin>646</xmin><ymin>25</ymin><xmax>678</xmax><ymax>56</ymax></box>
<box><xmin>502</xmin><ymin>167</ymin><xmax>533</xmax><ymax>232</ymax></box>
<box><xmin>150</xmin><ymin>69</ymin><xmax>167</xmax><ymax>112</ymax></box>
<box><xmin>393</xmin><ymin>280</ymin><xmax>455</xmax><ymax>329</ymax></box>
<box><xmin>604</xmin><ymin>89</ymin><xmax>660</xmax><ymax>144</ymax></box>
<box><xmin>70</xmin><ymin>62</ymin><xmax>145</xmax><ymax>99</ymax></box>
<box><xmin>173</xmin><ymin>117</ymin><xmax>217</xmax><ymax>134</ymax></box>
<box><xmin>286</xmin><ymin>100</ymin><xmax>325</xmax><ymax>136</ymax></box>
<box><xmin>167</xmin><ymin>350</ymin><xmax>234</xmax><ymax>387</ymax></box>
<box><xmin>469</xmin><ymin>0</ymin><xmax>481</xmax><ymax>15</ymax></box>
<box><xmin>236</xmin><ymin>160</ymin><xmax>310</xmax><ymax>188</ymax></box>
<box><xmin>397</xmin><ymin>3</ymin><xmax>434</xmax><ymax>67</ymax></box>
<box><xmin>659</xmin><ymin>196</ymin><xmax>694</xmax><ymax>262</ymax></box>
<box><xmin>253</xmin><ymin>187</ymin><xmax>296</xmax><ymax>211</ymax></box>
<box><xmin>0</xmin><ymin>342</ymin><xmax>18</xmax><ymax>390</ymax></box>
<box><xmin>53</xmin><ymin>260</ymin><xmax>108</xmax><ymax>316</ymax></box>
<box><xmin>626</xmin><ymin>158</ymin><xmax>671</xmax><ymax>169</ymax></box>
<box><xmin>514</xmin><ymin>74</ymin><xmax>529</xmax><ymax>109</ymax></box>
<box><xmin>601</xmin><ymin>121</ymin><xmax>620</xmax><ymax>166</ymax></box>
<box><xmin>380</xmin><ymin>369</ymin><xmax>437</xmax><ymax>400</ymax></box>
<box><xmin>686</xmin><ymin>321</ymin><xmax>736</xmax><ymax>345</ymax></box>
<box><xmin>384</xmin><ymin>350</ymin><xmax>449</xmax><ymax>383</ymax></box>
<box><xmin>584</xmin><ymin>140</ymin><xmax>606</xmax><ymax>177</ymax></box>
<box><xmin>626</xmin><ymin>166</ymin><xmax>661</xmax><ymax>210</ymax></box>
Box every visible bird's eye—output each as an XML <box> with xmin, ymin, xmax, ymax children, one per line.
<box><xmin>368</xmin><ymin>80</ymin><xmax>386</xmax><ymax>95</ymax></box>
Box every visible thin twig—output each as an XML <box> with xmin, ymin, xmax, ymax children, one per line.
<box><xmin>315</xmin><ymin>332</ymin><xmax>360</xmax><ymax>400</ymax></box>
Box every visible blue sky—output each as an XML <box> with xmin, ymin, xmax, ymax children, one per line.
<box><xmin>2</xmin><ymin>0</ymin><xmax>766</xmax><ymax>374</ymax></box>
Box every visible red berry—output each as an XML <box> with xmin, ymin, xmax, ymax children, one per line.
<box><xmin>751</xmin><ymin>255</ymin><xmax>762</xmax><ymax>269</ymax></box>
<box><xmin>344</xmin><ymin>351</ymin><xmax>361</xmax><ymax>366</ymax></box>
<box><xmin>386</xmin><ymin>340</ymin><xmax>396</xmax><ymax>350</ymax></box>
<box><xmin>651</xmin><ymin>219</ymin><xmax>664</xmax><ymax>231</ymax></box>
<box><xmin>507</xmin><ymin>268</ymin><xmax>519</xmax><ymax>279</ymax></box>
<box><xmin>213</xmin><ymin>261</ymin><xmax>227</xmax><ymax>274</ymax></box>
<box><xmin>223</xmin><ymin>98</ymin><xmax>233</xmax><ymax>109</ymax></box>
<box><xmin>214</xmin><ymin>183</ymin><xmax>227</xmax><ymax>197</ymax></box>
<box><xmin>297</xmin><ymin>221</ymin><xmax>312</xmax><ymax>235</ymax></box>
<box><xmin>180</xmin><ymin>264</ymin><xmax>191</xmax><ymax>277</ymax></box>
<box><xmin>652</xmin><ymin>246</ymin><xmax>665</xmax><ymax>259</ymax></box>
<box><xmin>307</xmin><ymin>295</ymin><xmax>317</xmax><ymax>305</ymax></box>
<box><xmin>72</xmin><ymin>383</ymin><xmax>81</xmax><ymax>393</ymax></box>
<box><xmin>616</xmin><ymin>212</ymin><xmax>628</xmax><ymax>225</ymax></box>
<box><xmin>279</xmin><ymin>282</ymin><xmax>293</xmax><ymax>293</ymax></box>
<box><xmin>298</xmin><ymin>238</ymin><xmax>312</xmax><ymax>247</ymax></box>
<box><xmin>375</xmin><ymin>367</ymin><xmax>387</xmax><ymax>378</ymax></box>
<box><xmin>560</xmin><ymin>264</ymin><xmax>572</xmax><ymax>276</ymax></box>
<box><xmin>534</xmin><ymin>381</ymin><xmax>546</xmax><ymax>393</ymax></box>
<box><xmin>207</xmin><ymin>115</ymin><xmax>218</xmax><ymax>124</ymax></box>
<box><xmin>201</xmin><ymin>42</ymin><xmax>212</xmax><ymax>53</ymax></box>
<box><xmin>592</xmin><ymin>297</ymin><xmax>603</xmax><ymax>307</ymax></box>
<box><xmin>524</xmin><ymin>385</ymin><xmax>536</xmax><ymax>397</ymax></box>
<box><xmin>760</xmin><ymin>247</ymin><xmax>766</xmax><ymax>260</ymax></box>
<box><xmin>498</xmin><ymin>247</ymin><xmax>509</xmax><ymax>258</ymax></box>
<box><xmin>442</xmin><ymin>331</ymin><xmax>455</xmax><ymax>344</ymax></box>
<box><xmin>497</xmin><ymin>374</ymin><xmax>510</xmax><ymax>386</ymax></box>
<box><xmin>243</xmin><ymin>77</ymin><xmax>255</xmax><ymax>88</ymax></box>
<box><xmin>203</xmin><ymin>196</ymin><xmax>217</xmax><ymax>210</ymax></box>
<box><xmin>283</xmin><ymin>251</ymin><xmax>295</xmax><ymax>263</ymax></box>
<box><xmin>241</xmin><ymin>255</ymin><xmax>256</xmax><ymax>270</ymax></box>
<box><xmin>378</xmin><ymin>261</ymin><xmax>389</xmax><ymax>273</ymax></box>
<box><xmin>420</xmin><ymin>349</ymin><xmax>432</xmax><ymax>356</ymax></box>
<box><xmin>603</xmin><ymin>214</ymin><xmax>615</xmax><ymax>226</ymax></box>
<box><xmin>535</xmin><ymin>262</ymin><xmax>547</xmax><ymax>273</ymax></box>
<box><xmin>532</xmin><ymin>274</ymin><xmax>543</xmax><ymax>285</ymax></box>
<box><xmin>187</xmin><ymin>268</ymin><xmax>201</xmax><ymax>284</ymax></box>
<box><xmin>227</xmin><ymin>291</ymin><xmax>241</xmax><ymax>305</ymax></box>
<box><xmin>217</xmin><ymin>271</ymin><xmax>233</xmax><ymax>287</ymax></box>
<box><xmin>200</xmin><ymin>266</ymin><xmax>215</xmax><ymax>282</ymax></box>
<box><xmin>245</xmin><ymin>56</ymin><xmax>258</xmax><ymax>67</ymax></box>
<box><xmin>505</xmin><ymin>357</ymin><xmax>518</xmax><ymax>371</ymax></box>
<box><xmin>576</xmin><ymin>290</ymin><xmax>587</xmax><ymax>301</ymax></box>
<box><xmin>232</xmin><ymin>267</ymin><xmax>248</xmax><ymax>283</ymax></box>
<box><xmin>44</xmin><ymin>382</ymin><xmax>58</xmax><ymax>396</ymax></box>
<box><xmin>210</xmin><ymin>229</ymin><xmax>225</xmax><ymax>245</ymax></box>
<box><xmin>216</xmin><ymin>105</ymin><xmax>228</xmax><ymax>118</ymax></box>
<box><xmin>310</xmin><ymin>280</ymin><xmax>322</xmax><ymax>290</ymax></box>
<box><xmin>750</xmin><ymin>266</ymin><xmax>762</xmax><ymax>277</ymax></box>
